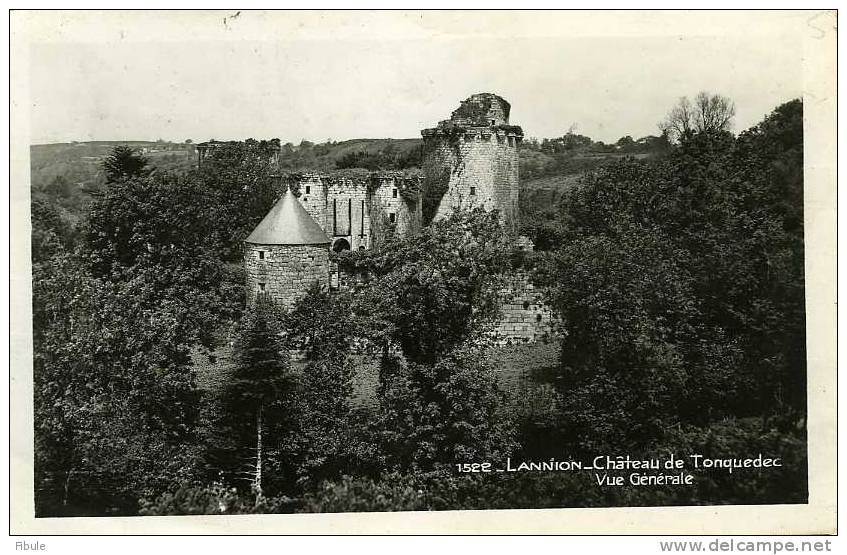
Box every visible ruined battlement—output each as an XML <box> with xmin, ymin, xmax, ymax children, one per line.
<box><xmin>420</xmin><ymin>124</ymin><xmax>523</xmax><ymax>143</ymax></box>
<box><xmin>449</xmin><ymin>92</ymin><xmax>511</xmax><ymax>127</ymax></box>
<box><xmin>422</xmin><ymin>94</ymin><xmax>523</xmax><ymax>142</ymax></box>
<box><xmin>421</xmin><ymin>92</ymin><xmax>522</xmax><ymax>234</ymax></box>
<box><xmin>285</xmin><ymin>169</ymin><xmax>422</xmax><ymax>187</ymax></box>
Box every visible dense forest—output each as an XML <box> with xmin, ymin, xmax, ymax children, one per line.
<box><xmin>31</xmin><ymin>98</ymin><xmax>806</xmax><ymax>516</ymax></box>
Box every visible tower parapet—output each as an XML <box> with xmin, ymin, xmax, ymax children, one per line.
<box><xmin>421</xmin><ymin>93</ymin><xmax>523</xmax><ymax>234</ymax></box>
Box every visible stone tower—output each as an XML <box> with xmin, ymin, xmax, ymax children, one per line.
<box><xmin>244</xmin><ymin>187</ymin><xmax>330</xmax><ymax>310</ymax></box>
<box><xmin>421</xmin><ymin>93</ymin><xmax>523</xmax><ymax>234</ymax></box>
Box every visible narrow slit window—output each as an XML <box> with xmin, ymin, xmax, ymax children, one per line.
<box><xmin>305</xmin><ymin>185</ymin><xmax>311</xmax><ymax>194</ymax></box>
<box><xmin>470</xmin><ymin>187</ymin><xmax>476</xmax><ymax>196</ymax></box>
<box><xmin>258</xmin><ymin>250</ymin><xmax>265</xmax><ymax>260</ymax></box>
<box><xmin>392</xmin><ymin>188</ymin><xmax>398</xmax><ymax>198</ymax></box>
<box><xmin>389</xmin><ymin>213</ymin><xmax>396</xmax><ymax>223</ymax></box>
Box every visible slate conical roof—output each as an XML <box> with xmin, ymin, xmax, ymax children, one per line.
<box><xmin>245</xmin><ymin>188</ymin><xmax>330</xmax><ymax>245</ymax></box>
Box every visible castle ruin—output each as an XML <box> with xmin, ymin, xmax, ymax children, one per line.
<box><xmin>422</xmin><ymin>93</ymin><xmax>523</xmax><ymax>234</ymax></box>
<box><xmin>231</xmin><ymin>93</ymin><xmax>553</xmax><ymax>343</ymax></box>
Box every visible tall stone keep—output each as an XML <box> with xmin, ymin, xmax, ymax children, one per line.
<box><xmin>244</xmin><ymin>187</ymin><xmax>330</xmax><ymax>309</ymax></box>
<box><xmin>421</xmin><ymin>93</ymin><xmax>523</xmax><ymax>234</ymax></box>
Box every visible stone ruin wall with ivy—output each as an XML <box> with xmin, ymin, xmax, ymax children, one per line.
<box><xmin>287</xmin><ymin>171</ymin><xmax>422</xmax><ymax>252</ymax></box>
<box><xmin>489</xmin><ymin>269</ymin><xmax>558</xmax><ymax>346</ymax></box>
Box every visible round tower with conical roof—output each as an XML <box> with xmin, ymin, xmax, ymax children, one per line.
<box><xmin>244</xmin><ymin>187</ymin><xmax>331</xmax><ymax>310</ymax></box>
<box><xmin>421</xmin><ymin>93</ymin><xmax>523</xmax><ymax>234</ymax></box>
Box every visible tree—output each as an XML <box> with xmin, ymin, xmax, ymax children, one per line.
<box><xmin>615</xmin><ymin>135</ymin><xmax>636</xmax><ymax>152</ymax></box>
<box><xmin>102</xmin><ymin>145</ymin><xmax>149</xmax><ymax>183</ymax></box>
<box><xmin>345</xmin><ymin>208</ymin><xmax>512</xmax><ymax>366</ymax></box>
<box><xmin>33</xmin><ymin>254</ymin><xmax>203</xmax><ymax>515</ymax></box>
<box><xmin>283</xmin><ymin>285</ymin><xmax>357</xmax><ymax>485</ymax></box>
<box><xmin>44</xmin><ymin>175</ymin><xmax>73</xmax><ymax>199</ymax></box>
<box><xmin>82</xmin><ymin>171</ymin><xmax>245</xmax><ymax>349</ymax></box>
<box><xmin>31</xmin><ymin>197</ymin><xmax>75</xmax><ymax>264</ymax></box>
<box><xmin>331</xmin><ymin>209</ymin><xmax>518</xmax><ymax>473</ymax></box>
<box><xmin>376</xmin><ymin>345</ymin><xmax>517</xmax><ymax>470</ymax></box>
<box><xmin>661</xmin><ymin>91</ymin><xmax>736</xmax><ymax>142</ymax></box>
<box><xmin>215</xmin><ymin>308</ymin><xmax>295</xmax><ymax>501</ymax></box>
<box><xmin>541</xmin><ymin>100</ymin><xmax>805</xmax><ymax>455</ymax></box>
<box><xmin>193</xmin><ymin>139</ymin><xmax>283</xmax><ymax>261</ymax></box>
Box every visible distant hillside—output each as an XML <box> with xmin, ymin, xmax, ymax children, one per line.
<box><xmin>31</xmin><ymin>141</ymin><xmax>196</xmax><ymax>192</ymax></box>
<box><xmin>278</xmin><ymin>138</ymin><xmax>423</xmax><ymax>171</ymax></box>
<box><xmin>30</xmin><ymin>141</ymin><xmax>197</xmax><ymax>225</ymax></box>
<box><xmin>30</xmin><ymin>135</ymin><xmax>665</xmax><ymax>229</ymax></box>
<box><xmin>520</xmin><ymin>151</ymin><xmax>657</xmax><ymax>214</ymax></box>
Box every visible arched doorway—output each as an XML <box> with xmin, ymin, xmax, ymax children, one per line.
<box><xmin>331</xmin><ymin>237</ymin><xmax>351</xmax><ymax>253</ymax></box>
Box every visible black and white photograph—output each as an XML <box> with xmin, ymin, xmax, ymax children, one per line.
<box><xmin>9</xmin><ymin>9</ymin><xmax>837</xmax><ymax>535</ymax></box>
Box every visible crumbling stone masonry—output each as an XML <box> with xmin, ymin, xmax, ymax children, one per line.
<box><xmin>490</xmin><ymin>270</ymin><xmax>557</xmax><ymax>345</ymax></box>
<box><xmin>421</xmin><ymin>93</ymin><xmax>523</xmax><ymax>234</ymax></box>
<box><xmin>290</xmin><ymin>171</ymin><xmax>422</xmax><ymax>254</ymax></box>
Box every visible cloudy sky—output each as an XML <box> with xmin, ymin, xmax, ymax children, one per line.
<box><xmin>23</xmin><ymin>11</ymin><xmax>807</xmax><ymax>145</ymax></box>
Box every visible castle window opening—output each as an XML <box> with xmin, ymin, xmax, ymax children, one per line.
<box><xmin>389</xmin><ymin>212</ymin><xmax>396</xmax><ymax>223</ymax></box>
<box><xmin>305</xmin><ymin>185</ymin><xmax>311</xmax><ymax>194</ymax></box>
<box><xmin>258</xmin><ymin>250</ymin><xmax>265</xmax><ymax>260</ymax></box>
<box><xmin>303</xmin><ymin>196</ymin><xmax>308</xmax><ymax>202</ymax></box>
<box><xmin>392</xmin><ymin>188</ymin><xmax>398</xmax><ymax>198</ymax></box>
<box><xmin>491</xmin><ymin>119</ymin><xmax>495</xmax><ymax>125</ymax></box>
<box><xmin>258</xmin><ymin>282</ymin><xmax>266</xmax><ymax>292</ymax></box>
<box><xmin>470</xmin><ymin>187</ymin><xmax>476</xmax><ymax>196</ymax></box>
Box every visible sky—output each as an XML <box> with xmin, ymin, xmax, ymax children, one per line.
<box><xmin>24</xmin><ymin>11</ymin><xmax>805</xmax><ymax>145</ymax></box>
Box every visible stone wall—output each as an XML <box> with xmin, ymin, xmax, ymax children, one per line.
<box><xmin>294</xmin><ymin>174</ymin><xmax>327</xmax><ymax>232</ymax></box>
<box><xmin>422</xmin><ymin>128</ymin><xmax>521</xmax><ymax>234</ymax></box>
<box><xmin>490</xmin><ymin>270</ymin><xmax>557</xmax><ymax>345</ymax></box>
<box><xmin>288</xmin><ymin>172</ymin><xmax>423</xmax><ymax>253</ymax></box>
<box><xmin>368</xmin><ymin>174</ymin><xmax>422</xmax><ymax>250</ymax></box>
<box><xmin>325</xmin><ymin>179</ymin><xmax>371</xmax><ymax>251</ymax></box>
<box><xmin>245</xmin><ymin>243</ymin><xmax>329</xmax><ymax>309</ymax></box>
